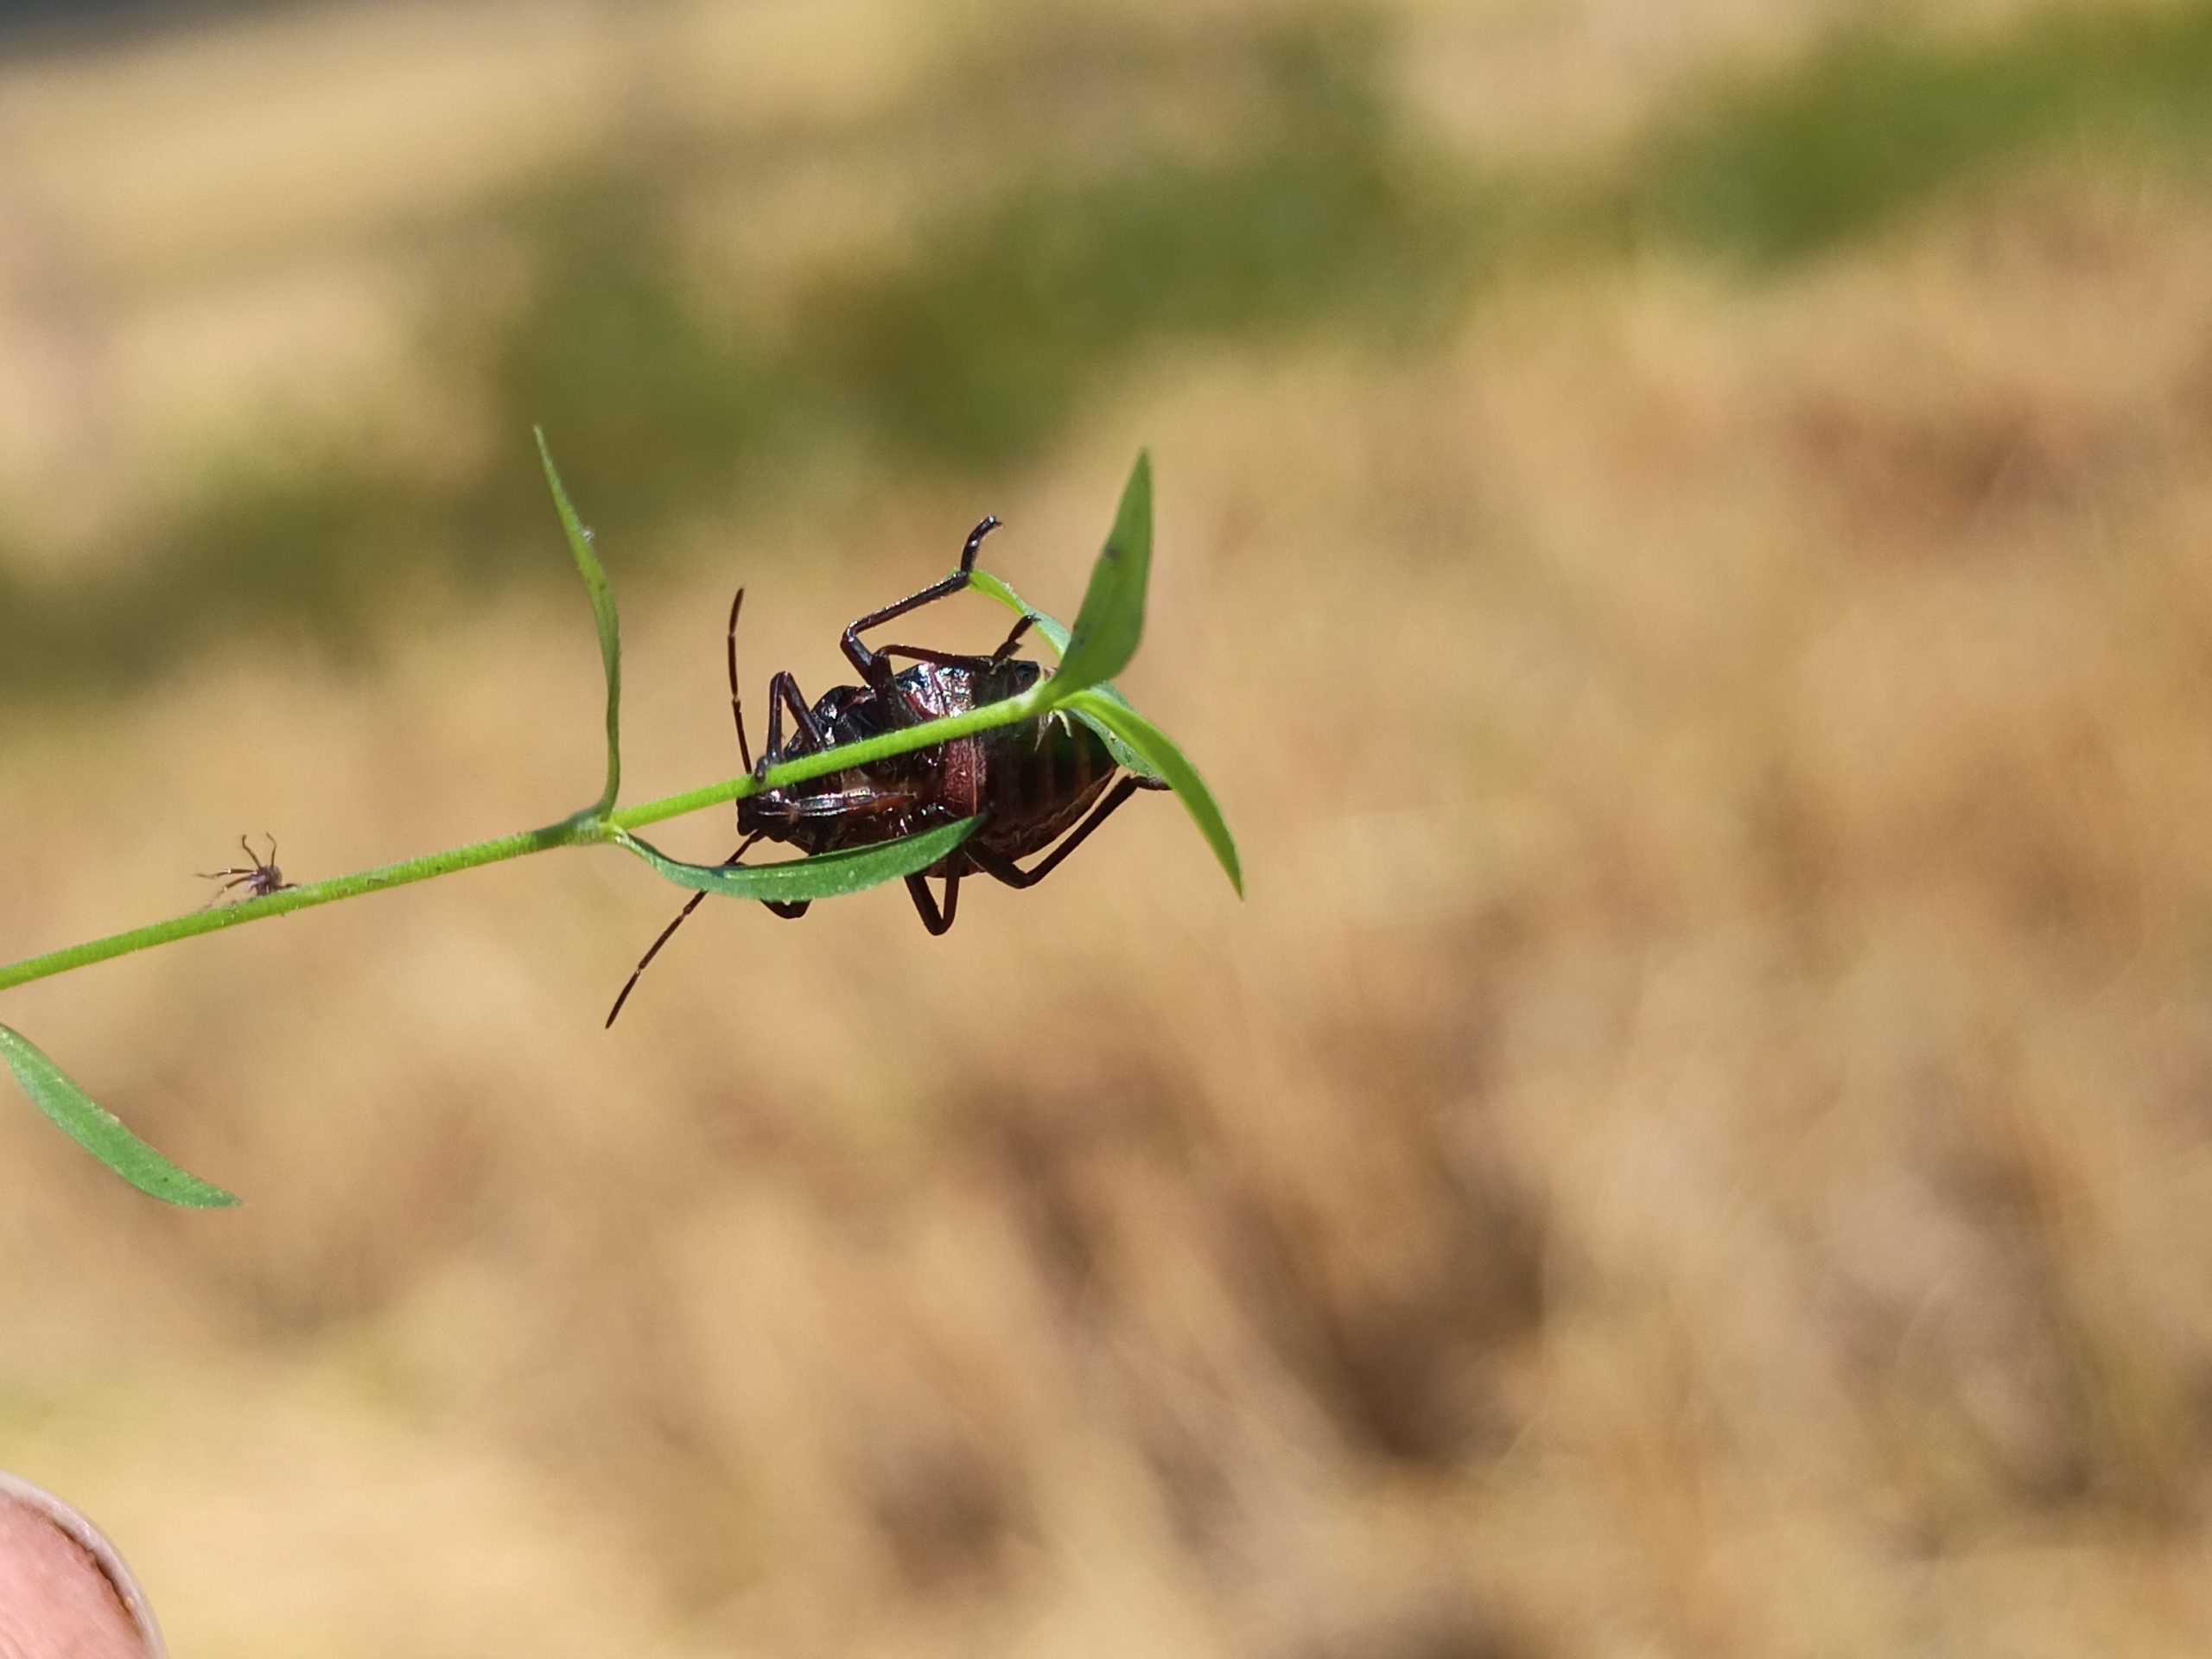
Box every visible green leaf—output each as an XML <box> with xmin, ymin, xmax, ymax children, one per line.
<box><xmin>537</xmin><ymin>429</ymin><xmax>623</xmax><ymax>817</ymax></box>
<box><xmin>1048</xmin><ymin>452</ymin><xmax>1153</xmax><ymax>696</ymax></box>
<box><xmin>1062</xmin><ymin>685</ymin><xmax>1160</xmax><ymax>779</ymax></box>
<box><xmin>0</xmin><ymin>1025</ymin><xmax>238</xmax><ymax>1208</ymax></box>
<box><xmin>615</xmin><ymin>817</ymin><xmax>980</xmax><ymax>903</ymax></box>
<box><xmin>967</xmin><ymin>569</ymin><xmax>1160</xmax><ymax>780</ymax></box>
<box><xmin>967</xmin><ymin>569</ymin><xmax>1072</xmax><ymax>657</ymax></box>
<box><xmin>1062</xmin><ymin>690</ymin><xmax>1242</xmax><ymax>897</ymax></box>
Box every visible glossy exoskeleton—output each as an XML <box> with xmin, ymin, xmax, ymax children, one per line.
<box><xmin>606</xmin><ymin>516</ymin><xmax>1164</xmax><ymax>1025</ymax></box>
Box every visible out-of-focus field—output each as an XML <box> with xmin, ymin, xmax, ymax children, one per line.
<box><xmin>7</xmin><ymin>2</ymin><xmax>2212</xmax><ymax>1655</ymax></box>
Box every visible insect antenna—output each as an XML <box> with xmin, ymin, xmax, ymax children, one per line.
<box><xmin>605</xmin><ymin>832</ymin><xmax>765</xmax><ymax>1028</ymax></box>
<box><xmin>727</xmin><ymin>587</ymin><xmax>753</xmax><ymax>772</ymax></box>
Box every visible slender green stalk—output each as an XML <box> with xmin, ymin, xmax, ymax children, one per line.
<box><xmin>612</xmin><ymin>683</ymin><xmax>1054</xmax><ymax>829</ymax></box>
<box><xmin>0</xmin><ymin>448</ymin><xmax>1222</xmax><ymax>1007</ymax></box>
<box><xmin>0</xmin><ymin>448</ymin><xmax>1235</xmax><ymax>1206</ymax></box>
<box><xmin>0</xmin><ymin>819</ymin><xmax>592</xmax><ymax>995</ymax></box>
<box><xmin>0</xmin><ymin>684</ymin><xmax>1057</xmax><ymax>998</ymax></box>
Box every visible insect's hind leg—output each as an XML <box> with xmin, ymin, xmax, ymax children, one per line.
<box><xmin>842</xmin><ymin>516</ymin><xmax>1001</xmax><ymax>688</ymax></box>
<box><xmin>967</xmin><ymin>776</ymin><xmax>1147</xmax><ymax>890</ymax></box>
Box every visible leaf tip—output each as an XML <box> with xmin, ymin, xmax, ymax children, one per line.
<box><xmin>0</xmin><ymin>1023</ymin><xmax>244</xmax><ymax>1211</ymax></box>
<box><xmin>1117</xmin><ymin>449</ymin><xmax>1154</xmax><ymax>537</ymax></box>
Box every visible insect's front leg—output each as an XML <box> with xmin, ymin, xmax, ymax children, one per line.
<box><xmin>841</xmin><ymin>515</ymin><xmax>1002</xmax><ymax>689</ymax></box>
<box><xmin>988</xmin><ymin>613</ymin><xmax>1037</xmax><ymax>663</ymax></box>
<box><xmin>861</xmin><ymin>613</ymin><xmax>1035</xmax><ymax>676</ymax></box>
<box><xmin>757</xmin><ymin>671</ymin><xmax>832</xmax><ymax>781</ymax></box>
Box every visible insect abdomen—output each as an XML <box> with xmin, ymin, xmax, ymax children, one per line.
<box><xmin>977</xmin><ymin>715</ymin><xmax>1114</xmax><ymax>858</ymax></box>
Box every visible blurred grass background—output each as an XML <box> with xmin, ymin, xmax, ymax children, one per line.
<box><xmin>7</xmin><ymin>0</ymin><xmax>2212</xmax><ymax>1653</ymax></box>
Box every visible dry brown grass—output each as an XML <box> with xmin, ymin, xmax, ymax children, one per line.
<box><xmin>7</xmin><ymin>172</ymin><xmax>2212</xmax><ymax>1654</ymax></box>
<box><xmin>8</xmin><ymin>4</ymin><xmax>2212</xmax><ymax>1656</ymax></box>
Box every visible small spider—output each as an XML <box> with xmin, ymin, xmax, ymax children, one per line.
<box><xmin>199</xmin><ymin>834</ymin><xmax>296</xmax><ymax>906</ymax></box>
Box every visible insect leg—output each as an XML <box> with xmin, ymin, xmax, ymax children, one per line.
<box><xmin>903</xmin><ymin>868</ymin><xmax>961</xmax><ymax>936</ymax></box>
<box><xmin>196</xmin><ymin>868</ymin><xmax>257</xmax><ymax>911</ymax></box>
<box><xmin>841</xmin><ymin>516</ymin><xmax>1001</xmax><ymax>688</ymax></box>
<box><xmin>758</xmin><ymin>671</ymin><xmax>834</xmax><ymax>779</ymax></box>
<box><xmin>861</xmin><ymin>610</ymin><xmax>1038</xmax><ymax>685</ymax></box>
<box><xmin>868</xmin><ymin>643</ymin><xmax>995</xmax><ymax>671</ymax></box>
<box><xmin>772</xmin><ymin>674</ymin><xmax>831</xmax><ymax>751</ymax></box>
<box><xmin>763</xmin><ymin>809</ymin><xmax>835</xmax><ymax>917</ymax></box>
<box><xmin>967</xmin><ymin>775</ymin><xmax>1147</xmax><ymax>890</ymax></box>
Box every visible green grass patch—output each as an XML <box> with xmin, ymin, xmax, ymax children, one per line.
<box><xmin>1618</xmin><ymin>0</ymin><xmax>2212</xmax><ymax>264</ymax></box>
<box><xmin>800</xmin><ymin>16</ymin><xmax>1483</xmax><ymax>469</ymax></box>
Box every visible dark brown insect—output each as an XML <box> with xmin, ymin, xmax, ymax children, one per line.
<box><xmin>606</xmin><ymin>515</ymin><xmax>1163</xmax><ymax>1025</ymax></box>
<box><xmin>199</xmin><ymin>834</ymin><xmax>295</xmax><ymax>906</ymax></box>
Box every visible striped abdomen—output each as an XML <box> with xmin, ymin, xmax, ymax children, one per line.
<box><xmin>970</xmin><ymin>713</ymin><xmax>1116</xmax><ymax>860</ymax></box>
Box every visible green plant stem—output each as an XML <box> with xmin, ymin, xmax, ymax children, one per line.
<box><xmin>0</xmin><ymin>682</ymin><xmax>1056</xmax><ymax>999</ymax></box>
<box><xmin>613</xmin><ymin>683</ymin><xmax>1050</xmax><ymax>829</ymax></box>
<box><xmin>0</xmin><ymin>818</ymin><xmax>591</xmax><ymax>995</ymax></box>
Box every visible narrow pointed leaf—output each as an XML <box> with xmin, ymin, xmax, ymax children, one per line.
<box><xmin>0</xmin><ymin>1025</ymin><xmax>238</xmax><ymax>1208</ymax></box>
<box><xmin>968</xmin><ymin>569</ymin><xmax>1160</xmax><ymax>780</ymax></box>
<box><xmin>615</xmin><ymin>817</ymin><xmax>980</xmax><ymax>904</ymax></box>
<box><xmin>1048</xmin><ymin>452</ymin><xmax>1153</xmax><ymax>697</ymax></box>
<box><xmin>1062</xmin><ymin>686</ymin><xmax>1158</xmax><ymax>779</ymax></box>
<box><xmin>537</xmin><ymin>429</ymin><xmax>623</xmax><ymax>817</ymax></box>
<box><xmin>1061</xmin><ymin>690</ymin><xmax>1242</xmax><ymax>896</ymax></box>
<box><xmin>964</xmin><ymin>572</ymin><xmax>1071</xmax><ymax>655</ymax></box>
